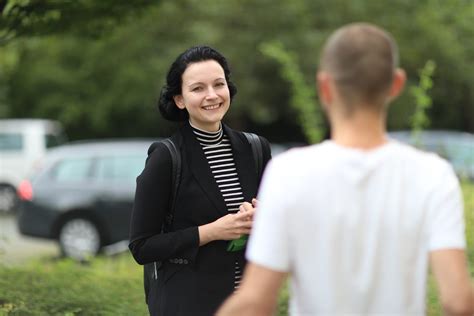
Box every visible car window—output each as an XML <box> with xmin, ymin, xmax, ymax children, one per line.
<box><xmin>0</xmin><ymin>133</ymin><xmax>23</xmax><ymax>151</ymax></box>
<box><xmin>95</xmin><ymin>155</ymin><xmax>144</xmax><ymax>182</ymax></box>
<box><xmin>45</xmin><ymin>133</ymin><xmax>66</xmax><ymax>148</ymax></box>
<box><xmin>52</xmin><ymin>158</ymin><xmax>93</xmax><ymax>182</ymax></box>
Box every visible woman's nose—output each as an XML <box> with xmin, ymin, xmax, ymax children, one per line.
<box><xmin>206</xmin><ymin>87</ymin><xmax>218</xmax><ymax>99</ymax></box>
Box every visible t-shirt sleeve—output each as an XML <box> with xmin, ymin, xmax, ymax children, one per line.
<box><xmin>246</xmin><ymin>157</ymin><xmax>291</xmax><ymax>272</ymax></box>
<box><xmin>427</xmin><ymin>161</ymin><xmax>466</xmax><ymax>251</ymax></box>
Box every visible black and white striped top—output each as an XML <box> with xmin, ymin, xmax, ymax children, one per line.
<box><xmin>191</xmin><ymin>123</ymin><xmax>244</xmax><ymax>289</ymax></box>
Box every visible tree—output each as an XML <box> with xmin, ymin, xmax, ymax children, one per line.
<box><xmin>2</xmin><ymin>0</ymin><xmax>473</xmax><ymax>141</ymax></box>
<box><xmin>0</xmin><ymin>0</ymin><xmax>154</xmax><ymax>44</ymax></box>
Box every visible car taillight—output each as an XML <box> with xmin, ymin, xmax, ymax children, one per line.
<box><xmin>18</xmin><ymin>180</ymin><xmax>33</xmax><ymax>201</ymax></box>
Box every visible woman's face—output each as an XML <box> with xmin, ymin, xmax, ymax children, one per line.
<box><xmin>173</xmin><ymin>60</ymin><xmax>230</xmax><ymax>132</ymax></box>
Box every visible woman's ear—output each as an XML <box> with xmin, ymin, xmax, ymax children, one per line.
<box><xmin>173</xmin><ymin>95</ymin><xmax>186</xmax><ymax>109</ymax></box>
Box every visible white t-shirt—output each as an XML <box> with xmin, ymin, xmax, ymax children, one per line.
<box><xmin>247</xmin><ymin>140</ymin><xmax>465</xmax><ymax>315</ymax></box>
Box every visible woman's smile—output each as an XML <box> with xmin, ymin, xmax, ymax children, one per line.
<box><xmin>203</xmin><ymin>103</ymin><xmax>222</xmax><ymax>110</ymax></box>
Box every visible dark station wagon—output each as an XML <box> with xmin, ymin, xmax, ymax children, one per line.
<box><xmin>17</xmin><ymin>140</ymin><xmax>153</xmax><ymax>260</ymax></box>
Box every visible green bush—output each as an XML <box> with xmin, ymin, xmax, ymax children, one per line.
<box><xmin>0</xmin><ymin>255</ymin><xmax>147</xmax><ymax>315</ymax></box>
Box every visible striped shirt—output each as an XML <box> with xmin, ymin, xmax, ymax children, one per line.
<box><xmin>191</xmin><ymin>123</ymin><xmax>244</xmax><ymax>289</ymax></box>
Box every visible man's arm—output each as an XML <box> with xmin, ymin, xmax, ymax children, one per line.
<box><xmin>216</xmin><ymin>262</ymin><xmax>287</xmax><ymax>316</ymax></box>
<box><xmin>430</xmin><ymin>249</ymin><xmax>474</xmax><ymax>316</ymax></box>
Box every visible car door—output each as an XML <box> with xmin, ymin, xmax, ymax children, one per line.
<box><xmin>41</xmin><ymin>156</ymin><xmax>96</xmax><ymax>212</ymax></box>
<box><xmin>93</xmin><ymin>154</ymin><xmax>145</xmax><ymax>244</ymax></box>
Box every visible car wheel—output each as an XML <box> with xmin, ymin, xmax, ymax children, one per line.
<box><xmin>59</xmin><ymin>217</ymin><xmax>101</xmax><ymax>260</ymax></box>
<box><xmin>0</xmin><ymin>184</ymin><xmax>17</xmax><ymax>213</ymax></box>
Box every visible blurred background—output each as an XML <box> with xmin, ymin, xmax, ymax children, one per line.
<box><xmin>0</xmin><ymin>0</ymin><xmax>473</xmax><ymax>140</ymax></box>
<box><xmin>0</xmin><ymin>1</ymin><xmax>473</xmax><ymax>315</ymax></box>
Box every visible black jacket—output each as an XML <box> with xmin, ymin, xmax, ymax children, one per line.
<box><xmin>129</xmin><ymin>122</ymin><xmax>271</xmax><ymax>316</ymax></box>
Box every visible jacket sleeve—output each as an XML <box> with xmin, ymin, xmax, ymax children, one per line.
<box><xmin>128</xmin><ymin>141</ymin><xmax>199</xmax><ymax>265</ymax></box>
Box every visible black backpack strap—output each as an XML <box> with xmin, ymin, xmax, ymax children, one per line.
<box><xmin>243</xmin><ymin>132</ymin><xmax>263</xmax><ymax>179</ymax></box>
<box><xmin>161</xmin><ymin>138</ymin><xmax>181</xmax><ymax>230</ymax></box>
<box><xmin>144</xmin><ymin>137</ymin><xmax>182</xmax><ymax>304</ymax></box>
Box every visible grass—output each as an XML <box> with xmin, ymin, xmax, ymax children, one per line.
<box><xmin>0</xmin><ymin>182</ymin><xmax>472</xmax><ymax>315</ymax></box>
<box><xmin>0</xmin><ymin>255</ymin><xmax>148</xmax><ymax>315</ymax></box>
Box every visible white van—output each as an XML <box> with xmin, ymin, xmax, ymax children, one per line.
<box><xmin>0</xmin><ymin>119</ymin><xmax>66</xmax><ymax>212</ymax></box>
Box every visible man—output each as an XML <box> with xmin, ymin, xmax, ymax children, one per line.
<box><xmin>217</xmin><ymin>23</ymin><xmax>474</xmax><ymax>315</ymax></box>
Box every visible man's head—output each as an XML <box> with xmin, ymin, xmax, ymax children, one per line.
<box><xmin>317</xmin><ymin>23</ymin><xmax>405</xmax><ymax>116</ymax></box>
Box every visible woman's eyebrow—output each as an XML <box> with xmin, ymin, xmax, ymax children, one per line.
<box><xmin>187</xmin><ymin>78</ymin><xmax>225</xmax><ymax>87</ymax></box>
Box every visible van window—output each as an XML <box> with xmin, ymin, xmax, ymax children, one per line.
<box><xmin>0</xmin><ymin>133</ymin><xmax>23</xmax><ymax>151</ymax></box>
<box><xmin>95</xmin><ymin>156</ymin><xmax>144</xmax><ymax>182</ymax></box>
<box><xmin>52</xmin><ymin>158</ymin><xmax>92</xmax><ymax>182</ymax></box>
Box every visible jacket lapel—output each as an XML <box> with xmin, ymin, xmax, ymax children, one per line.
<box><xmin>224</xmin><ymin>125</ymin><xmax>257</xmax><ymax>203</ymax></box>
<box><xmin>181</xmin><ymin>122</ymin><xmax>258</xmax><ymax>216</ymax></box>
<box><xmin>182</xmin><ymin>123</ymin><xmax>228</xmax><ymax>216</ymax></box>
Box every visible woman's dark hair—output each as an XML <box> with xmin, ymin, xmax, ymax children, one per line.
<box><xmin>158</xmin><ymin>46</ymin><xmax>238</xmax><ymax>121</ymax></box>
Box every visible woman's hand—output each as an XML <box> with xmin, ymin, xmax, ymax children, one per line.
<box><xmin>238</xmin><ymin>198</ymin><xmax>258</xmax><ymax>220</ymax></box>
<box><xmin>198</xmin><ymin>208</ymin><xmax>255</xmax><ymax>246</ymax></box>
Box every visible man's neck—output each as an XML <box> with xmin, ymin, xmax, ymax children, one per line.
<box><xmin>330</xmin><ymin>110</ymin><xmax>388</xmax><ymax>150</ymax></box>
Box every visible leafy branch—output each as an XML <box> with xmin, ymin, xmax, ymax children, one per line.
<box><xmin>259</xmin><ymin>41</ymin><xmax>324</xmax><ymax>144</ymax></box>
<box><xmin>410</xmin><ymin>60</ymin><xmax>436</xmax><ymax>145</ymax></box>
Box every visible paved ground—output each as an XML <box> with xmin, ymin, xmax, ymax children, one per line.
<box><xmin>0</xmin><ymin>213</ymin><xmax>59</xmax><ymax>266</ymax></box>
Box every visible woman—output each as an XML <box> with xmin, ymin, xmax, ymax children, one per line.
<box><xmin>129</xmin><ymin>46</ymin><xmax>271</xmax><ymax>316</ymax></box>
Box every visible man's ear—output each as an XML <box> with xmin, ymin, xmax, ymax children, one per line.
<box><xmin>388</xmin><ymin>68</ymin><xmax>406</xmax><ymax>100</ymax></box>
<box><xmin>173</xmin><ymin>95</ymin><xmax>186</xmax><ymax>109</ymax></box>
<box><xmin>316</xmin><ymin>71</ymin><xmax>332</xmax><ymax>109</ymax></box>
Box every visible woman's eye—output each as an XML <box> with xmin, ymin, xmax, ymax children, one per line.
<box><xmin>192</xmin><ymin>87</ymin><xmax>203</xmax><ymax>92</ymax></box>
<box><xmin>216</xmin><ymin>82</ymin><xmax>226</xmax><ymax>87</ymax></box>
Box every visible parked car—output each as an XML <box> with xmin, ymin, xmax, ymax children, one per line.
<box><xmin>17</xmin><ymin>140</ymin><xmax>153</xmax><ymax>260</ymax></box>
<box><xmin>0</xmin><ymin>119</ymin><xmax>66</xmax><ymax>213</ymax></box>
<box><xmin>389</xmin><ymin>130</ymin><xmax>474</xmax><ymax>181</ymax></box>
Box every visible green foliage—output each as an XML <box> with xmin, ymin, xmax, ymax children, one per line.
<box><xmin>410</xmin><ymin>60</ymin><xmax>436</xmax><ymax>144</ymax></box>
<box><xmin>277</xmin><ymin>281</ymin><xmax>290</xmax><ymax>316</ymax></box>
<box><xmin>0</xmin><ymin>43</ymin><xmax>19</xmax><ymax>117</ymax></box>
<box><xmin>1</xmin><ymin>0</ymin><xmax>473</xmax><ymax>140</ymax></box>
<box><xmin>462</xmin><ymin>182</ymin><xmax>474</xmax><ymax>264</ymax></box>
<box><xmin>5</xmin><ymin>29</ymin><xmax>172</xmax><ymax>139</ymax></box>
<box><xmin>0</xmin><ymin>0</ymin><xmax>154</xmax><ymax>44</ymax></box>
<box><xmin>0</xmin><ymin>254</ymin><xmax>147</xmax><ymax>315</ymax></box>
<box><xmin>260</xmin><ymin>41</ymin><xmax>324</xmax><ymax>144</ymax></box>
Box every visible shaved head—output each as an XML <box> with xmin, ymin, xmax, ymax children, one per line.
<box><xmin>320</xmin><ymin>23</ymin><xmax>399</xmax><ymax>112</ymax></box>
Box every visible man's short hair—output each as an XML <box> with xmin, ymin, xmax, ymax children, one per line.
<box><xmin>320</xmin><ymin>23</ymin><xmax>399</xmax><ymax>112</ymax></box>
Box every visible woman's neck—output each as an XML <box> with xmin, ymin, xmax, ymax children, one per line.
<box><xmin>189</xmin><ymin>120</ymin><xmax>222</xmax><ymax>133</ymax></box>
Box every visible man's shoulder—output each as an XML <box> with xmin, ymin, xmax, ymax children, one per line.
<box><xmin>390</xmin><ymin>140</ymin><xmax>453</xmax><ymax>171</ymax></box>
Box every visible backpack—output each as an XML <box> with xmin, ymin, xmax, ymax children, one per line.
<box><xmin>143</xmin><ymin>132</ymin><xmax>264</xmax><ymax>304</ymax></box>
